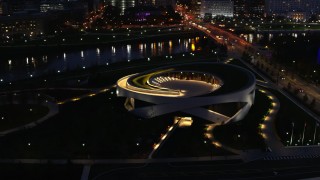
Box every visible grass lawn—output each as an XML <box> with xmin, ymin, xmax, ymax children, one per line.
<box><xmin>0</xmin><ymin>41</ymin><xmax>225</xmax><ymax>159</ymax></box>
<box><xmin>0</xmin><ymin>88</ymin><xmax>173</xmax><ymax>159</ymax></box>
<box><xmin>154</xmin><ymin>115</ymin><xmax>235</xmax><ymax>158</ymax></box>
<box><xmin>228</xmin><ymin>59</ymin><xmax>265</xmax><ymax>82</ymax></box>
<box><xmin>271</xmin><ymin>89</ymin><xmax>320</xmax><ymax>146</ymax></box>
<box><xmin>212</xmin><ymin>90</ymin><xmax>271</xmax><ymax>150</ymax></box>
<box><xmin>0</xmin><ymin>104</ymin><xmax>49</xmax><ymax>132</ymax></box>
<box><xmin>0</xmin><ymin>164</ymin><xmax>82</xmax><ymax>180</ymax></box>
<box><xmin>38</xmin><ymin>89</ymin><xmax>91</xmax><ymax>102</ymax></box>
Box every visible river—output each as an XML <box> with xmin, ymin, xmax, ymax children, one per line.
<box><xmin>0</xmin><ymin>37</ymin><xmax>202</xmax><ymax>82</ymax></box>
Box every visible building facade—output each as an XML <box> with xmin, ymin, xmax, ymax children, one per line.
<box><xmin>233</xmin><ymin>0</ymin><xmax>264</xmax><ymax>18</ymax></box>
<box><xmin>201</xmin><ymin>0</ymin><xmax>234</xmax><ymax>18</ymax></box>
<box><xmin>0</xmin><ymin>0</ymin><xmax>7</xmax><ymax>15</ymax></box>
<box><xmin>40</xmin><ymin>0</ymin><xmax>64</xmax><ymax>12</ymax></box>
<box><xmin>190</xmin><ymin>0</ymin><xmax>201</xmax><ymax>17</ymax></box>
<box><xmin>265</xmin><ymin>0</ymin><xmax>320</xmax><ymax>20</ymax></box>
<box><xmin>136</xmin><ymin>0</ymin><xmax>155</xmax><ymax>6</ymax></box>
<box><xmin>154</xmin><ymin>0</ymin><xmax>175</xmax><ymax>7</ymax></box>
<box><xmin>0</xmin><ymin>14</ymin><xmax>46</xmax><ymax>36</ymax></box>
<box><xmin>110</xmin><ymin>0</ymin><xmax>135</xmax><ymax>14</ymax></box>
<box><xmin>233</xmin><ymin>0</ymin><xmax>245</xmax><ymax>17</ymax></box>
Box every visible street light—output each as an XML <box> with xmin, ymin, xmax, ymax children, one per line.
<box><xmin>313</xmin><ymin>123</ymin><xmax>319</xmax><ymax>145</ymax></box>
<box><xmin>301</xmin><ymin>121</ymin><xmax>307</xmax><ymax>146</ymax></box>
<box><xmin>277</xmin><ymin>69</ymin><xmax>285</xmax><ymax>83</ymax></box>
<box><xmin>290</xmin><ymin>122</ymin><xmax>294</xmax><ymax>146</ymax></box>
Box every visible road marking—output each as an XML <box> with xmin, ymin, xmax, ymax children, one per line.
<box><xmin>81</xmin><ymin>165</ymin><xmax>91</xmax><ymax>180</ymax></box>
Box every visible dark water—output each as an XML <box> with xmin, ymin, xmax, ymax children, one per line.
<box><xmin>240</xmin><ymin>32</ymin><xmax>308</xmax><ymax>44</ymax></box>
<box><xmin>318</xmin><ymin>48</ymin><xmax>320</xmax><ymax>65</ymax></box>
<box><xmin>0</xmin><ymin>37</ymin><xmax>201</xmax><ymax>82</ymax></box>
<box><xmin>241</xmin><ymin>32</ymin><xmax>320</xmax><ymax>65</ymax></box>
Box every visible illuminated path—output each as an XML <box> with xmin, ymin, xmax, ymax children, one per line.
<box><xmin>57</xmin><ymin>86</ymin><xmax>113</xmax><ymax>105</ymax></box>
<box><xmin>0</xmin><ymin>85</ymin><xmax>114</xmax><ymax>137</ymax></box>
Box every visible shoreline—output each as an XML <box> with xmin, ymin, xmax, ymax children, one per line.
<box><xmin>0</xmin><ymin>31</ymin><xmax>202</xmax><ymax>57</ymax></box>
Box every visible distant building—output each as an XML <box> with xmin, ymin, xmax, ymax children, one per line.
<box><xmin>203</xmin><ymin>12</ymin><xmax>212</xmax><ymax>21</ymax></box>
<box><xmin>154</xmin><ymin>0</ymin><xmax>176</xmax><ymax>7</ymax></box>
<box><xmin>138</xmin><ymin>0</ymin><xmax>177</xmax><ymax>8</ymax></box>
<box><xmin>190</xmin><ymin>0</ymin><xmax>201</xmax><ymax>17</ymax></box>
<box><xmin>0</xmin><ymin>13</ymin><xmax>47</xmax><ymax>36</ymax></box>
<box><xmin>5</xmin><ymin>0</ymin><xmax>25</xmax><ymax>14</ymax></box>
<box><xmin>265</xmin><ymin>0</ymin><xmax>320</xmax><ymax>20</ymax></box>
<box><xmin>136</xmin><ymin>0</ymin><xmax>155</xmax><ymax>6</ymax></box>
<box><xmin>233</xmin><ymin>0</ymin><xmax>264</xmax><ymax>18</ymax></box>
<box><xmin>25</xmin><ymin>0</ymin><xmax>40</xmax><ymax>12</ymax></box>
<box><xmin>201</xmin><ymin>0</ymin><xmax>234</xmax><ymax>18</ymax></box>
<box><xmin>124</xmin><ymin>6</ymin><xmax>161</xmax><ymax>22</ymax></box>
<box><xmin>233</xmin><ymin>0</ymin><xmax>245</xmax><ymax>17</ymax></box>
<box><xmin>110</xmin><ymin>0</ymin><xmax>135</xmax><ymax>15</ymax></box>
<box><xmin>108</xmin><ymin>0</ymin><xmax>176</xmax><ymax>15</ymax></box>
<box><xmin>40</xmin><ymin>1</ymin><xmax>85</xmax><ymax>13</ymax></box>
<box><xmin>0</xmin><ymin>0</ymin><xmax>8</xmax><ymax>15</ymax></box>
<box><xmin>88</xmin><ymin>0</ymin><xmax>100</xmax><ymax>12</ymax></box>
<box><xmin>40</xmin><ymin>0</ymin><xmax>65</xmax><ymax>12</ymax></box>
<box><xmin>248</xmin><ymin>0</ymin><xmax>264</xmax><ymax>18</ymax></box>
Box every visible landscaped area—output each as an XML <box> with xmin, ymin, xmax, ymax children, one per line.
<box><xmin>154</xmin><ymin>116</ymin><xmax>235</xmax><ymax>158</ymax></box>
<box><xmin>228</xmin><ymin>59</ymin><xmax>265</xmax><ymax>82</ymax></box>
<box><xmin>0</xmin><ymin>88</ymin><xmax>173</xmax><ymax>159</ymax></box>
<box><xmin>0</xmin><ymin>104</ymin><xmax>49</xmax><ymax>132</ymax></box>
<box><xmin>212</xmin><ymin>90</ymin><xmax>271</xmax><ymax>150</ymax></box>
<box><xmin>273</xmin><ymin>89</ymin><xmax>320</xmax><ymax>147</ymax></box>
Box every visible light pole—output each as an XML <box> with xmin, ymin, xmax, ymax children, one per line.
<box><xmin>313</xmin><ymin>70</ymin><xmax>317</xmax><ymax>85</ymax></box>
<box><xmin>290</xmin><ymin>122</ymin><xmax>294</xmax><ymax>146</ymax></box>
<box><xmin>301</xmin><ymin>121</ymin><xmax>307</xmax><ymax>146</ymax></box>
<box><xmin>277</xmin><ymin>69</ymin><xmax>285</xmax><ymax>85</ymax></box>
<box><xmin>214</xmin><ymin>51</ymin><xmax>219</xmax><ymax>62</ymax></box>
<box><xmin>313</xmin><ymin>123</ymin><xmax>319</xmax><ymax>145</ymax></box>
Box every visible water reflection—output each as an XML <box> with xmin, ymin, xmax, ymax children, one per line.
<box><xmin>42</xmin><ymin>55</ymin><xmax>48</xmax><ymax>63</ymax></box>
<box><xmin>0</xmin><ymin>37</ymin><xmax>201</xmax><ymax>81</ymax></box>
<box><xmin>111</xmin><ymin>46</ymin><xmax>116</xmax><ymax>55</ymax></box>
<box><xmin>241</xmin><ymin>32</ymin><xmax>312</xmax><ymax>44</ymax></box>
<box><xmin>268</xmin><ymin>33</ymin><xmax>273</xmax><ymax>41</ymax></box>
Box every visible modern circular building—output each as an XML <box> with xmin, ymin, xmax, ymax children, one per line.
<box><xmin>116</xmin><ymin>62</ymin><xmax>256</xmax><ymax>124</ymax></box>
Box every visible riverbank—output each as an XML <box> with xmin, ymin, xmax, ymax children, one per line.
<box><xmin>0</xmin><ymin>29</ymin><xmax>201</xmax><ymax>56</ymax></box>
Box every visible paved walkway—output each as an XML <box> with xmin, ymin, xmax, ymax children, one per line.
<box><xmin>148</xmin><ymin>118</ymin><xmax>180</xmax><ymax>159</ymax></box>
<box><xmin>81</xmin><ymin>165</ymin><xmax>91</xmax><ymax>180</ymax></box>
<box><xmin>205</xmin><ymin>124</ymin><xmax>243</xmax><ymax>155</ymax></box>
<box><xmin>57</xmin><ymin>86</ymin><xmax>112</xmax><ymax>105</ymax></box>
<box><xmin>0</xmin><ymin>155</ymin><xmax>242</xmax><ymax>165</ymax></box>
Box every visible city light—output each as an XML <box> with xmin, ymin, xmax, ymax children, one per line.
<box><xmin>0</xmin><ymin>1</ymin><xmax>320</xmax><ymax>177</ymax></box>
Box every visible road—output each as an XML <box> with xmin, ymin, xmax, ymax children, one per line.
<box><xmin>189</xmin><ymin>21</ymin><xmax>320</xmax><ymax>121</ymax></box>
<box><xmin>209</xmin><ymin>23</ymin><xmax>320</xmax><ymax>114</ymax></box>
<box><xmin>90</xmin><ymin>158</ymin><xmax>320</xmax><ymax>180</ymax></box>
<box><xmin>188</xmin><ymin>19</ymin><xmax>320</xmax><ymax>162</ymax></box>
